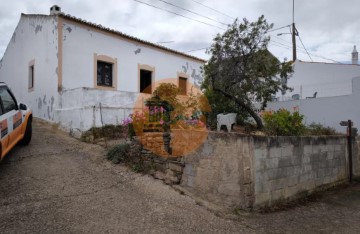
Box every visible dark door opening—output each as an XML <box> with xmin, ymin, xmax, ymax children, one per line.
<box><xmin>140</xmin><ymin>69</ymin><xmax>152</xmax><ymax>93</ymax></box>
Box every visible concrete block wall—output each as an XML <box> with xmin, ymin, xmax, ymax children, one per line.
<box><xmin>179</xmin><ymin>132</ymin><xmax>353</xmax><ymax>209</ymax></box>
<box><xmin>353</xmin><ymin>137</ymin><xmax>360</xmax><ymax>178</ymax></box>
<box><xmin>253</xmin><ymin>136</ymin><xmax>347</xmax><ymax>206</ymax></box>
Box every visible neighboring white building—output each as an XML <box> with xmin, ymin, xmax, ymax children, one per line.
<box><xmin>265</xmin><ymin>48</ymin><xmax>360</xmax><ymax>132</ymax></box>
<box><xmin>0</xmin><ymin>6</ymin><xmax>205</xmax><ymax>133</ymax></box>
<box><xmin>277</xmin><ymin>58</ymin><xmax>360</xmax><ymax>101</ymax></box>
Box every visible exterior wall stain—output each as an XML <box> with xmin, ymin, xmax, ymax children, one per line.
<box><xmin>35</xmin><ymin>25</ymin><xmax>42</xmax><ymax>34</ymax></box>
<box><xmin>66</xmin><ymin>26</ymin><xmax>72</xmax><ymax>33</ymax></box>
<box><xmin>43</xmin><ymin>95</ymin><xmax>47</xmax><ymax>104</ymax></box>
<box><xmin>134</xmin><ymin>48</ymin><xmax>141</xmax><ymax>54</ymax></box>
<box><xmin>50</xmin><ymin>96</ymin><xmax>54</xmax><ymax>112</ymax></box>
<box><xmin>38</xmin><ymin>98</ymin><xmax>42</xmax><ymax>109</ymax></box>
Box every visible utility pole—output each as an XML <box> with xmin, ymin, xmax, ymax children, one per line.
<box><xmin>292</xmin><ymin>0</ymin><xmax>297</xmax><ymax>61</ymax></box>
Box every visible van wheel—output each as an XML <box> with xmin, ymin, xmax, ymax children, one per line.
<box><xmin>20</xmin><ymin>118</ymin><xmax>32</xmax><ymax>145</ymax></box>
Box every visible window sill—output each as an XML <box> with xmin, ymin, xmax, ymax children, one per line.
<box><xmin>95</xmin><ymin>85</ymin><xmax>117</xmax><ymax>91</ymax></box>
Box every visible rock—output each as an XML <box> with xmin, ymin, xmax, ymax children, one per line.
<box><xmin>153</xmin><ymin>171</ymin><xmax>165</xmax><ymax>180</ymax></box>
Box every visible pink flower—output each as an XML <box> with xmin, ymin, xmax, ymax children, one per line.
<box><xmin>159</xmin><ymin>119</ymin><xmax>164</xmax><ymax>125</ymax></box>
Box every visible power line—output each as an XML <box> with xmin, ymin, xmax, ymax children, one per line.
<box><xmin>268</xmin><ymin>24</ymin><xmax>291</xmax><ymax>33</ymax></box>
<box><xmin>298</xmin><ymin>34</ymin><xmax>313</xmax><ymax>62</ymax></box>
<box><xmin>155</xmin><ymin>0</ymin><xmax>229</xmax><ymax>26</ymax></box>
<box><xmin>133</xmin><ymin>0</ymin><xmax>226</xmax><ymax>30</ymax></box>
<box><xmin>185</xmin><ymin>47</ymin><xmax>209</xmax><ymax>53</ymax></box>
<box><xmin>190</xmin><ymin>0</ymin><xmax>236</xmax><ymax>20</ymax></box>
<box><xmin>269</xmin><ymin>41</ymin><xmax>342</xmax><ymax>63</ymax></box>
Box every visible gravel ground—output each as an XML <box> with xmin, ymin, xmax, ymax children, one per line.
<box><xmin>0</xmin><ymin>118</ymin><xmax>359</xmax><ymax>233</ymax></box>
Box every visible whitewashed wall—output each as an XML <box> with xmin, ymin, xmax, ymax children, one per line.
<box><xmin>278</xmin><ymin>61</ymin><xmax>360</xmax><ymax>99</ymax></box>
<box><xmin>0</xmin><ymin>15</ymin><xmax>59</xmax><ymax>121</ymax></box>
<box><xmin>0</xmin><ymin>15</ymin><xmax>204</xmax><ymax>132</ymax></box>
<box><xmin>265</xmin><ymin>77</ymin><xmax>360</xmax><ymax>133</ymax></box>
<box><xmin>61</xmin><ymin>20</ymin><xmax>203</xmax><ymax>92</ymax></box>
<box><xmin>58</xmin><ymin>19</ymin><xmax>204</xmax><ymax>131</ymax></box>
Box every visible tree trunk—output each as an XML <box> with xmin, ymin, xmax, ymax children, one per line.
<box><xmin>213</xmin><ymin>88</ymin><xmax>264</xmax><ymax>129</ymax></box>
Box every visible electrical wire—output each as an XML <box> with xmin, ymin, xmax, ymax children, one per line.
<box><xmin>189</xmin><ymin>0</ymin><xmax>236</xmax><ymax>20</ymax></box>
<box><xmin>269</xmin><ymin>42</ymin><xmax>342</xmax><ymax>63</ymax></box>
<box><xmin>186</xmin><ymin>47</ymin><xmax>209</xmax><ymax>53</ymax></box>
<box><xmin>298</xmin><ymin>35</ymin><xmax>313</xmax><ymax>61</ymax></box>
<box><xmin>133</xmin><ymin>0</ymin><xmax>226</xmax><ymax>30</ymax></box>
<box><xmin>155</xmin><ymin>0</ymin><xmax>229</xmax><ymax>26</ymax></box>
<box><xmin>268</xmin><ymin>24</ymin><xmax>291</xmax><ymax>33</ymax></box>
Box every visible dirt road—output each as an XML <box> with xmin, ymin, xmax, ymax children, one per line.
<box><xmin>0</xmin><ymin>119</ymin><xmax>359</xmax><ymax>233</ymax></box>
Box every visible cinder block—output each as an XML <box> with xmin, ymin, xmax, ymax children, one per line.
<box><xmin>278</xmin><ymin>157</ymin><xmax>293</xmax><ymax>167</ymax></box>
<box><xmin>304</xmin><ymin>145</ymin><xmax>312</xmax><ymax>155</ymax></box>
<box><xmin>269</xmin><ymin>147</ymin><xmax>281</xmax><ymax>158</ymax></box>
<box><xmin>284</xmin><ymin>185</ymin><xmax>300</xmax><ymax>198</ymax></box>
<box><xmin>265</xmin><ymin>158</ymin><xmax>279</xmax><ymax>169</ymax></box>
<box><xmin>281</xmin><ymin>146</ymin><xmax>293</xmax><ymax>157</ymax></box>
<box><xmin>270</xmin><ymin>189</ymin><xmax>284</xmax><ymax>202</ymax></box>
<box><xmin>326</xmin><ymin>144</ymin><xmax>335</xmax><ymax>152</ymax></box>
<box><xmin>255</xmin><ymin>159</ymin><xmax>265</xmax><ymax>171</ymax></box>
<box><xmin>254</xmin><ymin>148</ymin><xmax>267</xmax><ymax>160</ymax></box>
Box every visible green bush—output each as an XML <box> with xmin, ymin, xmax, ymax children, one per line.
<box><xmin>106</xmin><ymin>143</ymin><xmax>130</xmax><ymax>164</ymax></box>
<box><xmin>263</xmin><ymin>109</ymin><xmax>306</xmax><ymax>136</ymax></box>
<box><xmin>306</xmin><ymin>123</ymin><xmax>339</xmax><ymax>136</ymax></box>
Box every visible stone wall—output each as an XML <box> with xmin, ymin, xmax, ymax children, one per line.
<box><xmin>181</xmin><ymin>133</ymin><xmax>254</xmax><ymax>209</ymax></box>
<box><xmin>178</xmin><ymin>133</ymin><xmax>356</xmax><ymax>210</ymax></box>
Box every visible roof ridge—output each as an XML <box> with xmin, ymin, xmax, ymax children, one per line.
<box><xmin>20</xmin><ymin>12</ymin><xmax>206</xmax><ymax>63</ymax></box>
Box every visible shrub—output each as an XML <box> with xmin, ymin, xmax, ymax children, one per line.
<box><xmin>262</xmin><ymin>109</ymin><xmax>306</xmax><ymax>136</ymax></box>
<box><xmin>106</xmin><ymin>143</ymin><xmax>130</xmax><ymax>164</ymax></box>
<box><xmin>306</xmin><ymin>123</ymin><xmax>339</xmax><ymax>136</ymax></box>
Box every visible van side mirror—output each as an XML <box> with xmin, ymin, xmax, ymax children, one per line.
<box><xmin>19</xmin><ymin>103</ymin><xmax>27</xmax><ymax>110</ymax></box>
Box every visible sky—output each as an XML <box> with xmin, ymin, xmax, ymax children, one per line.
<box><xmin>0</xmin><ymin>0</ymin><xmax>359</xmax><ymax>63</ymax></box>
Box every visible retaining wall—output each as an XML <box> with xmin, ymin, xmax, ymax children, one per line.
<box><xmin>178</xmin><ymin>132</ymin><xmax>359</xmax><ymax>209</ymax></box>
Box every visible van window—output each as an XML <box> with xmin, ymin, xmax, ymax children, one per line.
<box><xmin>0</xmin><ymin>88</ymin><xmax>17</xmax><ymax>114</ymax></box>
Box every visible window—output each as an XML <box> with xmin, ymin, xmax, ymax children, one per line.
<box><xmin>97</xmin><ymin>61</ymin><xmax>113</xmax><ymax>87</ymax></box>
<box><xmin>29</xmin><ymin>65</ymin><xmax>34</xmax><ymax>89</ymax></box>
<box><xmin>28</xmin><ymin>59</ymin><xmax>35</xmax><ymax>91</ymax></box>
<box><xmin>140</xmin><ymin>69</ymin><xmax>152</xmax><ymax>94</ymax></box>
<box><xmin>179</xmin><ymin>77</ymin><xmax>187</xmax><ymax>95</ymax></box>
<box><xmin>93</xmin><ymin>54</ymin><xmax>117</xmax><ymax>90</ymax></box>
<box><xmin>0</xmin><ymin>87</ymin><xmax>17</xmax><ymax>114</ymax></box>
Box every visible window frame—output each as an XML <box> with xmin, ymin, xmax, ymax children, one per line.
<box><xmin>93</xmin><ymin>54</ymin><xmax>117</xmax><ymax>90</ymax></box>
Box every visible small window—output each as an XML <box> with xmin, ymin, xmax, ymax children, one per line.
<box><xmin>29</xmin><ymin>65</ymin><xmax>34</xmax><ymax>89</ymax></box>
<box><xmin>179</xmin><ymin>77</ymin><xmax>187</xmax><ymax>95</ymax></box>
<box><xmin>97</xmin><ymin>61</ymin><xmax>113</xmax><ymax>87</ymax></box>
<box><xmin>140</xmin><ymin>69</ymin><xmax>152</xmax><ymax>94</ymax></box>
<box><xmin>0</xmin><ymin>88</ymin><xmax>17</xmax><ymax>114</ymax></box>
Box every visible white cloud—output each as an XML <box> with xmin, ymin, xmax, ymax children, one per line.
<box><xmin>0</xmin><ymin>0</ymin><xmax>359</xmax><ymax>63</ymax></box>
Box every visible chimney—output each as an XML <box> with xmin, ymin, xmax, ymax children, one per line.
<box><xmin>50</xmin><ymin>5</ymin><xmax>61</xmax><ymax>15</ymax></box>
<box><xmin>352</xmin><ymin>45</ymin><xmax>358</xmax><ymax>64</ymax></box>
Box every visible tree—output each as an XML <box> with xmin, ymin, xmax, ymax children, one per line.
<box><xmin>202</xmin><ymin>15</ymin><xmax>293</xmax><ymax>129</ymax></box>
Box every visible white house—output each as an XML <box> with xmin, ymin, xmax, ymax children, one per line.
<box><xmin>266</xmin><ymin>48</ymin><xmax>360</xmax><ymax>132</ymax></box>
<box><xmin>277</xmin><ymin>57</ymin><xmax>360</xmax><ymax>101</ymax></box>
<box><xmin>0</xmin><ymin>6</ymin><xmax>205</xmax><ymax>133</ymax></box>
